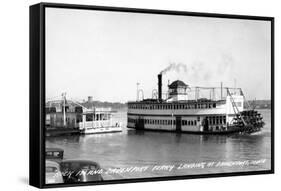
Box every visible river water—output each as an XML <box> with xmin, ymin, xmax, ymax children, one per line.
<box><xmin>46</xmin><ymin>109</ymin><xmax>271</xmax><ymax>180</ymax></box>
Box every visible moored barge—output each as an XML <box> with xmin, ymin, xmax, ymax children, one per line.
<box><xmin>46</xmin><ymin>94</ymin><xmax>122</xmax><ymax>136</ymax></box>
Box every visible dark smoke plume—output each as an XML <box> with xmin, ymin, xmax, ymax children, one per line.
<box><xmin>160</xmin><ymin>62</ymin><xmax>187</xmax><ymax>74</ymax></box>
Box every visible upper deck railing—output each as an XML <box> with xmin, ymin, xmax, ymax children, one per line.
<box><xmin>129</xmin><ymin>86</ymin><xmax>243</xmax><ymax>103</ymax></box>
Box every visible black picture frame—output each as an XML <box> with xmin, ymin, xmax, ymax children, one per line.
<box><xmin>29</xmin><ymin>2</ymin><xmax>274</xmax><ymax>188</ymax></box>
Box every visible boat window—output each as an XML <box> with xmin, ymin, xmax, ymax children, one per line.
<box><xmin>86</xmin><ymin>114</ymin><xmax>93</xmax><ymax>121</ymax></box>
<box><xmin>194</xmin><ymin>120</ymin><xmax>197</xmax><ymax>125</ymax></box>
<box><xmin>213</xmin><ymin>103</ymin><xmax>216</xmax><ymax>108</ymax></box>
<box><xmin>76</xmin><ymin>115</ymin><xmax>82</xmax><ymax>123</ymax></box>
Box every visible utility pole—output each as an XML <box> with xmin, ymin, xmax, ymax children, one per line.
<box><xmin>136</xmin><ymin>82</ymin><xmax>140</xmax><ymax>101</ymax></box>
<box><xmin>221</xmin><ymin>82</ymin><xmax>223</xmax><ymax>100</ymax></box>
<box><xmin>62</xmin><ymin>92</ymin><xmax>66</xmax><ymax>127</ymax></box>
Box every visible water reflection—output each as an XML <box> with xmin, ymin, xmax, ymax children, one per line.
<box><xmin>46</xmin><ymin>109</ymin><xmax>271</xmax><ymax>178</ymax></box>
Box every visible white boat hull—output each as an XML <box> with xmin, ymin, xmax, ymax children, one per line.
<box><xmin>80</xmin><ymin>126</ymin><xmax>122</xmax><ymax>134</ymax></box>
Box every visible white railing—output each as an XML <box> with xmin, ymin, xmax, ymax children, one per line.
<box><xmin>79</xmin><ymin>120</ymin><xmax>112</xmax><ymax>129</ymax></box>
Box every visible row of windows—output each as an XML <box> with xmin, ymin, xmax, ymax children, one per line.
<box><xmin>206</xmin><ymin>116</ymin><xmax>226</xmax><ymax>125</ymax></box>
<box><xmin>128</xmin><ymin>118</ymin><xmax>198</xmax><ymax>126</ymax></box>
<box><xmin>86</xmin><ymin>113</ymin><xmax>109</xmax><ymax>121</ymax></box>
<box><xmin>128</xmin><ymin>103</ymin><xmax>216</xmax><ymax>110</ymax></box>
<box><xmin>128</xmin><ymin>115</ymin><xmax>227</xmax><ymax>126</ymax></box>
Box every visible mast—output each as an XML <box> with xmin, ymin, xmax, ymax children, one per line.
<box><xmin>62</xmin><ymin>92</ymin><xmax>66</xmax><ymax>127</ymax></box>
<box><xmin>137</xmin><ymin>82</ymin><xmax>140</xmax><ymax>101</ymax></box>
<box><xmin>220</xmin><ymin>82</ymin><xmax>223</xmax><ymax>100</ymax></box>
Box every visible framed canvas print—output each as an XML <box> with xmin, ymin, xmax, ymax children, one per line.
<box><xmin>29</xmin><ymin>2</ymin><xmax>274</xmax><ymax>188</ymax></box>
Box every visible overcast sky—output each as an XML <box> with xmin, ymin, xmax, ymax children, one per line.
<box><xmin>46</xmin><ymin>8</ymin><xmax>271</xmax><ymax>103</ymax></box>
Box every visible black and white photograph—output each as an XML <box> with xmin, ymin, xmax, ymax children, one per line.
<box><xmin>41</xmin><ymin>4</ymin><xmax>273</xmax><ymax>186</ymax></box>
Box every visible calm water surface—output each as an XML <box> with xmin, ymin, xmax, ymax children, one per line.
<box><xmin>46</xmin><ymin>109</ymin><xmax>271</xmax><ymax>179</ymax></box>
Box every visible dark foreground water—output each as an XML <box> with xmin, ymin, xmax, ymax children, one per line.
<box><xmin>46</xmin><ymin>109</ymin><xmax>271</xmax><ymax>180</ymax></box>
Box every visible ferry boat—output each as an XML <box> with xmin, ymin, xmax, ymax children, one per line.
<box><xmin>127</xmin><ymin>73</ymin><xmax>264</xmax><ymax>134</ymax></box>
<box><xmin>46</xmin><ymin>94</ymin><xmax>122</xmax><ymax>135</ymax></box>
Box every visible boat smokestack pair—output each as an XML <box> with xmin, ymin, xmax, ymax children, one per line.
<box><xmin>158</xmin><ymin>74</ymin><xmax>162</xmax><ymax>101</ymax></box>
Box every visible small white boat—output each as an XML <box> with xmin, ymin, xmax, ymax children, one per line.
<box><xmin>79</xmin><ymin>107</ymin><xmax>122</xmax><ymax>134</ymax></box>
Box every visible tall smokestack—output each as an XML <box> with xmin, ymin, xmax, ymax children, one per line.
<box><xmin>158</xmin><ymin>74</ymin><xmax>162</xmax><ymax>100</ymax></box>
